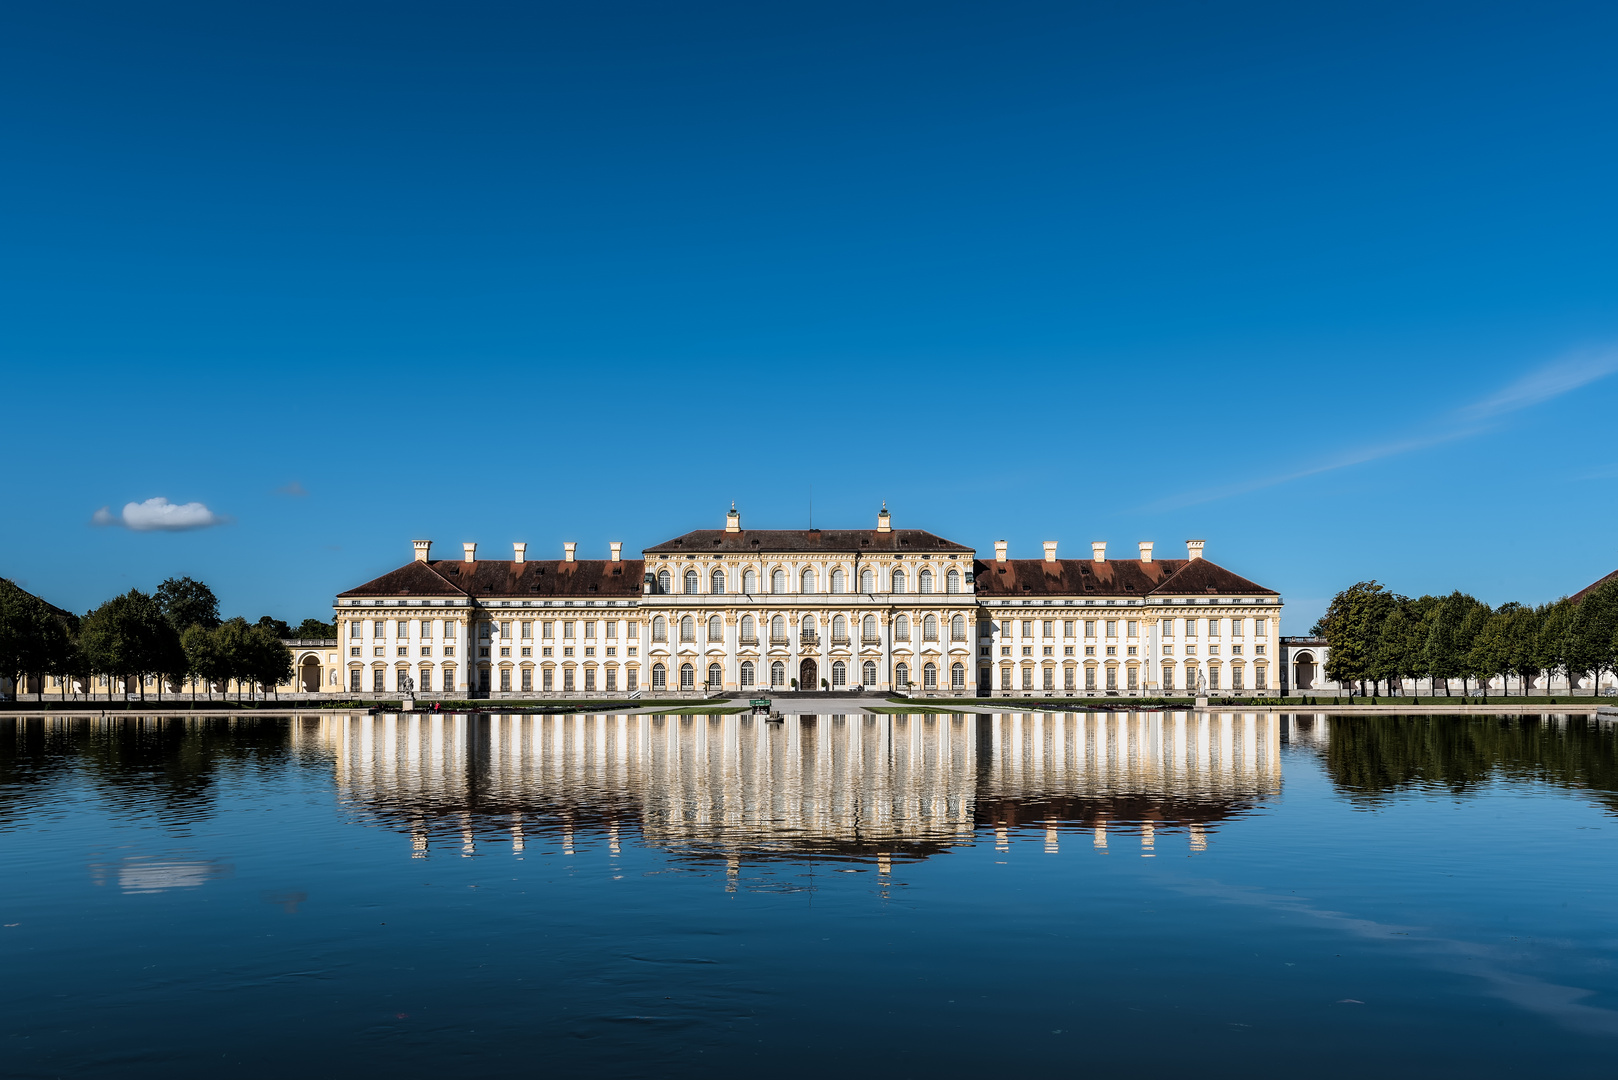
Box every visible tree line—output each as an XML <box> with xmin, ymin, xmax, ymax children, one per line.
<box><xmin>1315</xmin><ymin>578</ymin><xmax>1618</xmax><ymax>697</ymax></box>
<box><xmin>0</xmin><ymin>576</ymin><xmax>336</xmax><ymax>702</ymax></box>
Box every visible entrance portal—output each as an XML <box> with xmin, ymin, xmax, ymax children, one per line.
<box><xmin>799</xmin><ymin>659</ymin><xmax>817</xmax><ymax>691</ymax></box>
<box><xmin>1295</xmin><ymin>652</ymin><xmax>1316</xmax><ymax>690</ymax></box>
<box><xmin>301</xmin><ymin>657</ymin><xmax>321</xmax><ymax>693</ymax></box>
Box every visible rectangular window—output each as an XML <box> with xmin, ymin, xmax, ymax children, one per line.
<box><xmin>1084</xmin><ymin>620</ymin><xmax>1096</xmax><ymax>638</ymax></box>
<box><xmin>1186</xmin><ymin>619</ymin><xmax>1198</xmax><ymax>638</ymax></box>
<box><xmin>1021</xmin><ymin>668</ymin><xmax>1033</xmax><ymax>690</ymax></box>
<box><xmin>543</xmin><ymin>669</ymin><xmax>553</xmax><ymax>692</ymax></box>
<box><xmin>1127</xmin><ymin>667</ymin><xmax>1137</xmax><ymax>690</ymax></box>
<box><xmin>1001</xmin><ymin>666</ymin><xmax>1013</xmax><ymax>689</ymax></box>
<box><xmin>1042</xmin><ymin>620</ymin><xmax>1054</xmax><ymax>637</ymax></box>
<box><xmin>627</xmin><ymin>669</ymin><xmax>638</xmax><ymax>691</ymax></box>
<box><xmin>585</xmin><ymin>621</ymin><xmax>597</xmax><ymax>640</ymax></box>
<box><xmin>350</xmin><ymin>622</ymin><xmax>361</xmax><ymax>639</ymax></box>
<box><xmin>350</xmin><ymin>669</ymin><xmax>361</xmax><ymax>691</ymax></box>
<box><xmin>1085</xmin><ymin>667</ymin><xmax>1096</xmax><ymax>690</ymax></box>
<box><xmin>1064</xmin><ymin>667</ymin><xmax>1074</xmax><ymax>690</ymax></box>
<box><xmin>1126</xmin><ymin>620</ymin><xmax>1137</xmax><ymax>638</ymax></box>
<box><xmin>500</xmin><ymin>669</ymin><xmax>511</xmax><ymax>692</ymax></box>
<box><xmin>1021</xmin><ymin>620</ymin><xmax>1032</xmax><ymax>637</ymax></box>
<box><xmin>1256</xmin><ymin>618</ymin><xmax>1268</xmax><ymax>637</ymax></box>
<box><xmin>373</xmin><ymin>669</ymin><xmax>386</xmax><ymax>692</ymax></box>
<box><xmin>564</xmin><ymin>622</ymin><xmax>575</xmax><ymax>640</ymax></box>
<box><xmin>606</xmin><ymin>669</ymin><xmax>617</xmax><ymax>691</ymax></box>
<box><xmin>585</xmin><ymin>669</ymin><xmax>596</xmax><ymax>691</ymax></box>
<box><xmin>1043</xmin><ymin>668</ymin><xmax>1054</xmax><ymax>690</ymax></box>
<box><xmin>1063</xmin><ymin>620</ymin><xmax>1074</xmax><ymax>637</ymax></box>
<box><xmin>1210</xmin><ymin>619</ymin><xmax>1221</xmax><ymax>638</ymax></box>
<box><xmin>607</xmin><ymin>621</ymin><xmax>617</xmax><ymax>639</ymax></box>
<box><xmin>627</xmin><ymin>622</ymin><xmax>639</xmax><ymax>640</ymax></box>
<box><xmin>1105</xmin><ymin>620</ymin><xmax>1117</xmax><ymax>637</ymax></box>
<box><xmin>520</xmin><ymin>621</ymin><xmax>531</xmax><ymax>639</ymax></box>
<box><xmin>1106</xmin><ymin>667</ymin><xmax>1117</xmax><ymax>690</ymax></box>
<box><xmin>563</xmin><ymin>669</ymin><xmax>575</xmax><ymax>691</ymax></box>
<box><xmin>1256</xmin><ymin>666</ymin><xmax>1267</xmax><ymax>690</ymax></box>
<box><xmin>542</xmin><ymin>621</ymin><xmax>554</xmax><ymax>639</ymax></box>
<box><xmin>1233</xmin><ymin>668</ymin><xmax>1244</xmax><ymax>691</ymax></box>
<box><xmin>521</xmin><ymin>669</ymin><xmax>532</xmax><ymax>691</ymax></box>
<box><xmin>1161</xmin><ymin>618</ymin><xmax>1173</xmax><ymax>637</ymax></box>
<box><xmin>1232</xmin><ymin>619</ymin><xmax>1244</xmax><ymax>638</ymax></box>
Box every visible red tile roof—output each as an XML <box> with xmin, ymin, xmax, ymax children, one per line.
<box><xmin>973</xmin><ymin>557</ymin><xmax>1276</xmax><ymax>598</ymax></box>
<box><xmin>337</xmin><ymin>559</ymin><xmax>646</xmax><ymax>599</ymax></box>
<box><xmin>1572</xmin><ymin>567</ymin><xmax>1618</xmax><ymax>604</ymax></box>
<box><xmin>645</xmin><ymin>529</ymin><xmax>972</xmax><ymax>554</ymax></box>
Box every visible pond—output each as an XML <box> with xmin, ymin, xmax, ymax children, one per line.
<box><xmin>4</xmin><ymin>711</ymin><xmax>1618</xmax><ymax>1078</ymax></box>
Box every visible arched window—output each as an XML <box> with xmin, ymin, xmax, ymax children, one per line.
<box><xmin>830</xmin><ymin>568</ymin><xmax>845</xmax><ymax>594</ymax></box>
<box><xmin>740</xmin><ymin>661</ymin><xmax>755</xmax><ymax>687</ymax></box>
<box><xmin>657</xmin><ymin>569</ymin><xmax>671</xmax><ymax>594</ymax></box>
<box><xmin>919</xmin><ymin>569</ymin><xmax>934</xmax><ymax>594</ymax></box>
<box><xmin>707</xmin><ymin>663</ymin><xmax>723</xmax><ymax>688</ymax></box>
<box><xmin>923</xmin><ymin>662</ymin><xmax>938</xmax><ymax>689</ymax></box>
<box><xmin>772</xmin><ymin>568</ymin><xmax>787</xmax><ymax>593</ymax></box>
<box><xmin>684</xmin><ymin>570</ymin><xmax>699</xmax><ymax>594</ymax></box>
<box><xmin>860</xmin><ymin>568</ymin><xmax>875</xmax><ymax>593</ymax></box>
<box><xmin>652</xmin><ymin>616</ymin><xmax>667</xmax><ymax>642</ymax></box>
<box><xmin>652</xmin><ymin>663</ymin><xmax>667</xmax><ymax>689</ymax></box>
<box><xmin>832</xmin><ymin>614</ymin><xmax>847</xmax><ymax>643</ymax></box>
<box><xmin>951</xmin><ymin>663</ymin><xmax>965</xmax><ymax>690</ymax></box>
<box><xmin>892</xmin><ymin>569</ymin><xmax>906</xmax><ymax>594</ymax></box>
<box><xmin>946</xmin><ymin>569</ymin><xmax>961</xmax><ymax>594</ymax></box>
<box><xmin>770</xmin><ymin>660</ymin><xmax>786</xmax><ymax>687</ymax></box>
<box><xmin>801</xmin><ymin>568</ymin><xmax>816</xmax><ymax>593</ymax></box>
<box><xmin>679</xmin><ymin>616</ymin><xmax>695</xmax><ymax>642</ymax></box>
<box><xmin>680</xmin><ymin>663</ymin><xmax>694</xmax><ymax>690</ymax></box>
<box><xmin>862</xmin><ymin>614</ymin><xmax>877</xmax><ymax>641</ymax></box>
<box><xmin>895</xmin><ymin>662</ymin><xmax>909</xmax><ymax>688</ymax></box>
<box><xmin>711</xmin><ymin>569</ymin><xmax>726</xmax><ymax>594</ymax></box>
<box><xmin>894</xmin><ymin>614</ymin><xmax>910</xmax><ymax>641</ymax></box>
<box><xmin>801</xmin><ymin>614</ymin><xmax>816</xmax><ymax>641</ymax></box>
<box><xmin>832</xmin><ymin>660</ymin><xmax>846</xmax><ymax>686</ymax></box>
<box><xmin>923</xmin><ymin>614</ymin><xmax>938</xmax><ymax>641</ymax></box>
<box><xmin>740</xmin><ymin>614</ymin><xmax>756</xmax><ymax>643</ymax></box>
<box><xmin>707</xmin><ymin>615</ymin><xmax>723</xmax><ymax>641</ymax></box>
<box><xmin>770</xmin><ymin>615</ymin><xmax>786</xmax><ymax>642</ymax></box>
<box><xmin>743</xmin><ymin>569</ymin><xmax>758</xmax><ymax>593</ymax></box>
<box><xmin>950</xmin><ymin>614</ymin><xmax>966</xmax><ymax>641</ymax></box>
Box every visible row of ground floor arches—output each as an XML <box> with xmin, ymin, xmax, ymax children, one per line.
<box><xmin>346</xmin><ymin>658</ymin><xmax>967</xmax><ymax>694</ymax></box>
<box><xmin>652</xmin><ymin>658</ymin><xmax>963</xmax><ymax>691</ymax></box>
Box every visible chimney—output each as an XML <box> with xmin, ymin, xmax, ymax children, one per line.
<box><xmin>994</xmin><ymin>540</ymin><xmax>1008</xmax><ymax>562</ymax></box>
<box><xmin>725</xmin><ymin>504</ymin><xmax>741</xmax><ymax>533</ymax></box>
<box><xmin>877</xmin><ymin>503</ymin><xmax>892</xmax><ymax>533</ymax></box>
<box><xmin>610</xmin><ymin>541</ymin><xmax>623</xmax><ymax>562</ymax></box>
<box><xmin>513</xmin><ymin>542</ymin><xmax>526</xmax><ymax>564</ymax></box>
<box><xmin>462</xmin><ymin>542</ymin><xmax>476</xmax><ymax>564</ymax></box>
<box><xmin>1043</xmin><ymin>541</ymin><xmax>1058</xmax><ymax>563</ymax></box>
<box><xmin>1187</xmin><ymin>539</ymin><xmax>1205</xmax><ymax>560</ymax></box>
<box><xmin>563</xmin><ymin>542</ymin><xmax>577</xmax><ymax>563</ymax></box>
<box><xmin>1092</xmin><ymin>541</ymin><xmax>1107</xmax><ymax>563</ymax></box>
<box><xmin>1139</xmin><ymin>541</ymin><xmax>1154</xmax><ymax>563</ymax></box>
<box><xmin>412</xmin><ymin>540</ymin><xmax>432</xmax><ymax>563</ymax></box>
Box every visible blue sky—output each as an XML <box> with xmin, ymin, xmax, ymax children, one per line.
<box><xmin>5</xmin><ymin>0</ymin><xmax>1618</xmax><ymax>631</ymax></box>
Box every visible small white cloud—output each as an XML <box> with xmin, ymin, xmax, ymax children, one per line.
<box><xmin>92</xmin><ymin>497</ymin><xmax>229</xmax><ymax>532</ymax></box>
<box><xmin>276</xmin><ymin>481</ymin><xmax>308</xmax><ymax>497</ymax></box>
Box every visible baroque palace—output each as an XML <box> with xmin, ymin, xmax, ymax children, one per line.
<box><xmin>329</xmin><ymin>506</ymin><xmax>1282</xmax><ymax>700</ymax></box>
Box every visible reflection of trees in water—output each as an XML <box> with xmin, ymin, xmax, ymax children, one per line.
<box><xmin>0</xmin><ymin>717</ymin><xmax>325</xmax><ymax>829</ymax></box>
<box><xmin>1317</xmin><ymin>715</ymin><xmax>1618</xmax><ymax>809</ymax></box>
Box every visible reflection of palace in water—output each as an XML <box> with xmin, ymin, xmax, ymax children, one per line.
<box><xmin>296</xmin><ymin>711</ymin><xmax>1283</xmax><ymax>867</ymax></box>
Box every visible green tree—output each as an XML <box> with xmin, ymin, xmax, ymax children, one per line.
<box><xmin>213</xmin><ymin>618</ymin><xmax>252</xmax><ymax>701</ymax></box>
<box><xmin>0</xmin><ymin>579</ymin><xmax>73</xmax><ymax>701</ymax></box>
<box><xmin>291</xmin><ymin>618</ymin><xmax>336</xmax><ymax>639</ymax></box>
<box><xmin>79</xmin><ymin>590</ymin><xmax>179</xmax><ymax>702</ymax></box>
<box><xmin>1501</xmin><ymin>604</ymin><xmax>1543</xmax><ymax>696</ymax></box>
<box><xmin>1456</xmin><ymin>597</ymin><xmax>1492</xmax><ymax>695</ymax></box>
<box><xmin>182</xmin><ymin>623</ymin><xmax>222</xmax><ymax>701</ymax></box>
<box><xmin>1316</xmin><ymin>581</ymin><xmax>1397</xmax><ymax>695</ymax></box>
<box><xmin>255</xmin><ymin>616</ymin><xmax>292</xmax><ymax>639</ymax></box>
<box><xmin>1423</xmin><ymin>592</ymin><xmax>1483</xmax><ymax>696</ymax></box>
<box><xmin>1469</xmin><ymin>609</ymin><xmax>1513</xmax><ymax>696</ymax></box>
<box><xmin>1536</xmin><ymin>599</ymin><xmax>1573</xmax><ymax>697</ymax></box>
<box><xmin>155</xmin><ymin>576</ymin><xmax>221</xmax><ymax>635</ymax></box>
<box><xmin>1566</xmin><ymin>579</ymin><xmax>1618</xmax><ymax>694</ymax></box>
<box><xmin>244</xmin><ymin>625</ymin><xmax>294</xmax><ymax>698</ymax></box>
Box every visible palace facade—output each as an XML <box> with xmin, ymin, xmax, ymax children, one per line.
<box><xmin>332</xmin><ymin>506</ymin><xmax>1284</xmax><ymax>699</ymax></box>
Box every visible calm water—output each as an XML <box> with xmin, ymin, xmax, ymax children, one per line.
<box><xmin>4</xmin><ymin>711</ymin><xmax>1618</xmax><ymax>1078</ymax></box>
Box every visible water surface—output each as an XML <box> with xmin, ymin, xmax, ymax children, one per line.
<box><xmin>4</xmin><ymin>711</ymin><xmax>1617</xmax><ymax>1078</ymax></box>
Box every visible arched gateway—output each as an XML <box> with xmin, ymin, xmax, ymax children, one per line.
<box><xmin>799</xmin><ymin>659</ymin><xmax>817</xmax><ymax>691</ymax></box>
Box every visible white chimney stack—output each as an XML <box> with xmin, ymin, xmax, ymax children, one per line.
<box><xmin>1139</xmin><ymin>541</ymin><xmax>1153</xmax><ymax>563</ymax></box>
<box><xmin>413</xmin><ymin>540</ymin><xmax>432</xmax><ymax>563</ymax></box>
<box><xmin>462</xmin><ymin>542</ymin><xmax>476</xmax><ymax>564</ymax></box>
<box><xmin>610</xmin><ymin>541</ymin><xmax>622</xmax><ymax>562</ymax></box>
<box><xmin>513</xmin><ymin>542</ymin><xmax>526</xmax><ymax>564</ymax></box>
<box><xmin>1187</xmin><ymin>539</ymin><xmax>1205</xmax><ymax>560</ymax></box>
<box><xmin>994</xmin><ymin>540</ymin><xmax>1008</xmax><ymax>562</ymax></box>
<box><xmin>725</xmin><ymin>504</ymin><xmax>741</xmax><ymax>533</ymax></box>
<box><xmin>1043</xmin><ymin>541</ymin><xmax>1058</xmax><ymax>563</ymax></box>
<box><xmin>564</xmin><ymin>542</ymin><xmax>577</xmax><ymax>563</ymax></box>
<box><xmin>1092</xmin><ymin>541</ymin><xmax>1107</xmax><ymax>563</ymax></box>
<box><xmin>877</xmin><ymin>504</ymin><xmax>892</xmax><ymax>533</ymax></box>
